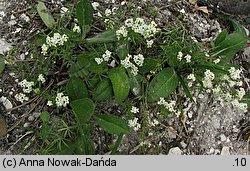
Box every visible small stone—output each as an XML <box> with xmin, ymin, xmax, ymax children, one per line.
<box><xmin>28</xmin><ymin>115</ymin><xmax>34</xmax><ymax>122</ymax></box>
<box><xmin>23</xmin><ymin>123</ymin><xmax>29</xmax><ymax>128</ymax></box>
<box><xmin>180</xmin><ymin>141</ymin><xmax>187</xmax><ymax>149</ymax></box>
<box><xmin>33</xmin><ymin>112</ymin><xmax>41</xmax><ymax>118</ymax></box>
<box><xmin>168</xmin><ymin>147</ymin><xmax>182</xmax><ymax>155</ymax></box>
<box><xmin>0</xmin><ymin>96</ymin><xmax>13</xmax><ymax>110</ymax></box>
<box><xmin>208</xmin><ymin>147</ymin><xmax>215</xmax><ymax>154</ymax></box>
<box><xmin>221</xmin><ymin>147</ymin><xmax>230</xmax><ymax>155</ymax></box>
<box><xmin>20</xmin><ymin>13</ymin><xmax>30</xmax><ymax>22</ymax></box>
<box><xmin>220</xmin><ymin>134</ymin><xmax>227</xmax><ymax>142</ymax></box>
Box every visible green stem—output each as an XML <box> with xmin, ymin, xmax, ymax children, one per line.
<box><xmin>111</xmin><ymin>133</ymin><xmax>124</xmax><ymax>155</ymax></box>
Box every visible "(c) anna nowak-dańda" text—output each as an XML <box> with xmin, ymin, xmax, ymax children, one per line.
<box><xmin>17</xmin><ymin>157</ymin><xmax>117</xmax><ymax>167</ymax></box>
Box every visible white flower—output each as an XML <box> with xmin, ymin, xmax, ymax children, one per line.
<box><xmin>231</xmin><ymin>99</ymin><xmax>248</xmax><ymax>112</ymax></box>
<box><xmin>236</xmin><ymin>88</ymin><xmax>245</xmax><ymax>100</ymax></box>
<box><xmin>133</xmin><ymin>54</ymin><xmax>144</xmax><ymax>67</ymax></box>
<box><xmin>187</xmin><ymin>73</ymin><xmax>196</xmax><ymax>82</ymax></box>
<box><xmin>204</xmin><ymin>70</ymin><xmax>215</xmax><ymax>80</ymax></box>
<box><xmin>128</xmin><ymin>117</ymin><xmax>141</xmax><ymax>131</ymax></box>
<box><xmin>104</xmin><ymin>9</ymin><xmax>112</xmax><ymax>16</ymax></box>
<box><xmin>18</xmin><ymin>79</ymin><xmax>34</xmax><ymax>93</ymax></box>
<box><xmin>60</xmin><ymin>7</ymin><xmax>68</xmax><ymax>16</ymax></box>
<box><xmin>46</xmin><ymin>33</ymin><xmax>68</xmax><ymax>47</ymax></box>
<box><xmin>157</xmin><ymin>97</ymin><xmax>167</xmax><ymax>105</ymax></box>
<box><xmin>131</xmin><ymin>106</ymin><xmax>139</xmax><ymax>113</ymax></box>
<box><xmin>55</xmin><ymin>92</ymin><xmax>69</xmax><ymax>107</ymax></box>
<box><xmin>37</xmin><ymin>74</ymin><xmax>46</xmax><ymax>84</ymax></box>
<box><xmin>150</xmin><ymin>119</ymin><xmax>159</xmax><ymax>127</ymax></box>
<box><xmin>180</xmin><ymin>9</ymin><xmax>186</xmax><ymax>14</ymax></box>
<box><xmin>15</xmin><ymin>93</ymin><xmax>29</xmax><ymax>103</ymax></box>
<box><xmin>41</xmin><ymin>44</ymin><xmax>49</xmax><ymax>55</ymax></box>
<box><xmin>229</xmin><ymin>67</ymin><xmax>241</xmax><ymax>80</ymax></box>
<box><xmin>73</xmin><ymin>23</ymin><xmax>81</xmax><ymax>33</ymax></box>
<box><xmin>47</xmin><ymin>100</ymin><xmax>53</xmax><ymax>106</ymax></box>
<box><xmin>102</xmin><ymin>50</ymin><xmax>112</xmax><ymax>61</ymax></box>
<box><xmin>95</xmin><ymin>58</ymin><xmax>103</xmax><ymax>65</ymax></box>
<box><xmin>184</xmin><ymin>54</ymin><xmax>191</xmax><ymax>63</ymax></box>
<box><xmin>116</xmin><ymin>26</ymin><xmax>128</xmax><ymax>40</ymax></box>
<box><xmin>213</xmin><ymin>58</ymin><xmax>220</xmax><ymax>64</ymax></box>
<box><xmin>91</xmin><ymin>2</ymin><xmax>99</xmax><ymax>10</ymax></box>
<box><xmin>121</xmin><ymin>54</ymin><xmax>133</xmax><ymax>69</ymax></box>
<box><xmin>146</xmin><ymin>40</ymin><xmax>154</xmax><ymax>48</ymax></box>
<box><xmin>131</xmin><ymin>64</ymin><xmax>139</xmax><ymax>76</ymax></box>
<box><xmin>177</xmin><ymin>51</ymin><xmax>183</xmax><ymax>61</ymax></box>
<box><xmin>125</xmin><ymin>18</ymin><xmax>134</xmax><ymax>27</ymax></box>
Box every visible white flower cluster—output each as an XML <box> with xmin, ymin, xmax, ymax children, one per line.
<box><xmin>202</xmin><ymin>70</ymin><xmax>215</xmax><ymax>89</ymax></box>
<box><xmin>228</xmin><ymin>67</ymin><xmax>242</xmax><ymax>80</ymax></box>
<box><xmin>95</xmin><ymin>50</ymin><xmax>112</xmax><ymax>65</ymax></box>
<box><xmin>92</xmin><ymin>2</ymin><xmax>100</xmax><ymax>10</ymax></box>
<box><xmin>37</xmin><ymin>74</ymin><xmax>46</xmax><ymax>84</ymax></box>
<box><xmin>157</xmin><ymin>97</ymin><xmax>181</xmax><ymax>117</ymax></box>
<box><xmin>139</xmin><ymin>141</ymin><xmax>151</xmax><ymax>148</ymax></box>
<box><xmin>177</xmin><ymin>51</ymin><xmax>192</xmax><ymax>63</ymax></box>
<box><xmin>128</xmin><ymin>117</ymin><xmax>141</xmax><ymax>131</ymax></box>
<box><xmin>55</xmin><ymin>92</ymin><xmax>69</xmax><ymax>107</ymax></box>
<box><xmin>208</xmin><ymin>67</ymin><xmax>248</xmax><ymax>112</ymax></box>
<box><xmin>15</xmin><ymin>93</ymin><xmax>29</xmax><ymax>103</ymax></box>
<box><xmin>116</xmin><ymin>18</ymin><xmax>159</xmax><ymax>47</ymax></box>
<box><xmin>18</xmin><ymin>79</ymin><xmax>35</xmax><ymax>93</ymax></box>
<box><xmin>187</xmin><ymin>73</ymin><xmax>196</xmax><ymax>87</ymax></box>
<box><xmin>150</xmin><ymin>119</ymin><xmax>159</xmax><ymax>127</ymax></box>
<box><xmin>131</xmin><ymin>106</ymin><xmax>139</xmax><ymax>114</ymax></box>
<box><xmin>41</xmin><ymin>33</ymin><xmax>69</xmax><ymax>55</ymax></box>
<box><xmin>73</xmin><ymin>23</ymin><xmax>81</xmax><ymax>33</ymax></box>
<box><xmin>121</xmin><ymin>54</ymin><xmax>144</xmax><ymax>76</ymax></box>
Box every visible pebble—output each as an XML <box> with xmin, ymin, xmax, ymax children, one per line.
<box><xmin>221</xmin><ymin>147</ymin><xmax>230</xmax><ymax>155</ymax></box>
<box><xmin>27</xmin><ymin>115</ymin><xmax>34</xmax><ymax>122</ymax></box>
<box><xmin>168</xmin><ymin>147</ymin><xmax>182</xmax><ymax>155</ymax></box>
<box><xmin>180</xmin><ymin>141</ymin><xmax>187</xmax><ymax>149</ymax></box>
<box><xmin>0</xmin><ymin>96</ymin><xmax>13</xmax><ymax>110</ymax></box>
<box><xmin>220</xmin><ymin>134</ymin><xmax>227</xmax><ymax>142</ymax></box>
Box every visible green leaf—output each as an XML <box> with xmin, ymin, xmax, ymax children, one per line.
<box><xmin>177</xmin><ymin>74</ymin><xmax>194</xmax><ymax>101</ymax></box>
<box><xmin>37</xmin><ymin>2</ymin><xmax>56</xmax><ymax>29</ymax></box>
<box><xmin>116</xmin><ymin>43</ymin><xmax>129</xmax><ymax>60</ymax></box>
<box><xmin>78</xmin><ymin>53</ymin><xmax>108</xmax><ymax>74</ymax></box>
<box><xmin>93</xmin><ymin>78</ymin><xmax>113</xmax><ymax>101</ymax></box>
<box><xmin>0</xmin><ymin>57</ymin><xmax>5</xmax><ymax>74</ymax></box>
<box><xmin>66</xmin><ymin>78</ymin><xmax>88</xmax><ymax>101</ymax></box>
<box><xmin>147</xmin><ymin>68</ymin><xmax>179</xmax><ymax>102</ymax></box>
<box><xmin>108</xmin><ymin>67</ymin><xmax>130</xmax><ymax>103</ymax></box>
<box><xmin>75</xmin><ymin>134</ymin><xmax>95</xmax><ymax>155</ymax></box>
<box><xmin>139</xmin><ymin>58</ymin><xmax>158</xmax><ymax>73</ymax></box>
<box><xmin>76</xmin><ymin>0</ymin><xmax>93</xmax><ymax>38</ymax></box>
<box><xmin>212</xmin><ymin>33</ymin><xmax>248</xmax><ymax>64</ymax></box>
<box><xmin>40</xmin><ymin>111</ymin><xmax>50</xmax><ymax>123</ymax></box>
<box><xmin>68</xmin><ymin>63</ymin><xmax>89</xmax><ymax>78</ymax></box>
<box><xmin>214</xmin><ymin>29</ymin><xmax>228</xmax><ymax>47</ymax></box>
<box><xmin>86</xmin><ymin>30</ymin><xmax>117</xmax><ymax>44</ymax></box>
<box><xmin>71</xmin><ymin>98</ymin><xmax>94</xmax><ymax>123</ymax></box>
<box><xmin>230</xmin><ymin>19</ymin><xmax>247</xmax><ymax>36</ymax></box>
<box><xmin>96</xmin><ymin>114</ymin><xmax>129</xmax><ymax>135</ymax></box>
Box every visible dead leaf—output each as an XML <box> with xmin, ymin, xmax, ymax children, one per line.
<box><xmin>196</xmin><ymin>6</ymin><xmax>209</xmax><ymax>14</ymax></box>
<box><xmin>189</xmin><ymin>0</ymin><xmax>197</xmax><ymax>5</ymax></box>
<box><xmin>0</xmin><ymin>115</ymin><xmax>7</xmax><ymax>138</ymax></box>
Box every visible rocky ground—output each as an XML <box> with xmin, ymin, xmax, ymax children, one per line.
<box><xmin>0</xmin><ymin>0</ymin><xmax>249</xmax><ymax>155</ymax></box>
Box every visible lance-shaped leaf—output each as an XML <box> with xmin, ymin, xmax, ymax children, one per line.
<box><xmin>76</xmin><ymin>0</ymin><xmax>93</xmax><ymax>38</ymax></box>
<box><xmin>37</xmin><ymin>1</ymin><xmax>56</xmax><ymax>29</ymax></box>
<box><xmin>147</xmin><ymin>68</ymin><xmax>179</xmax><ymax>102</ymax></box>
<box><xmin>86</xmin><ymin>30</ymin><xmax>117</xmax><ymax>44</ymax></box>
<box><xmin>108</xmin><ymin>67</ymin><xmax>130</xmax><ymax>103</ymax></box>
<box><xmin>0</xmin><ymin>57</ymin><xmax>5</xmax><ymax>74</ymax></box>
<box><xmin>96</xmin><ymin>114</ymin><xmax>129</xmax><ymax>135</ymax></box>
